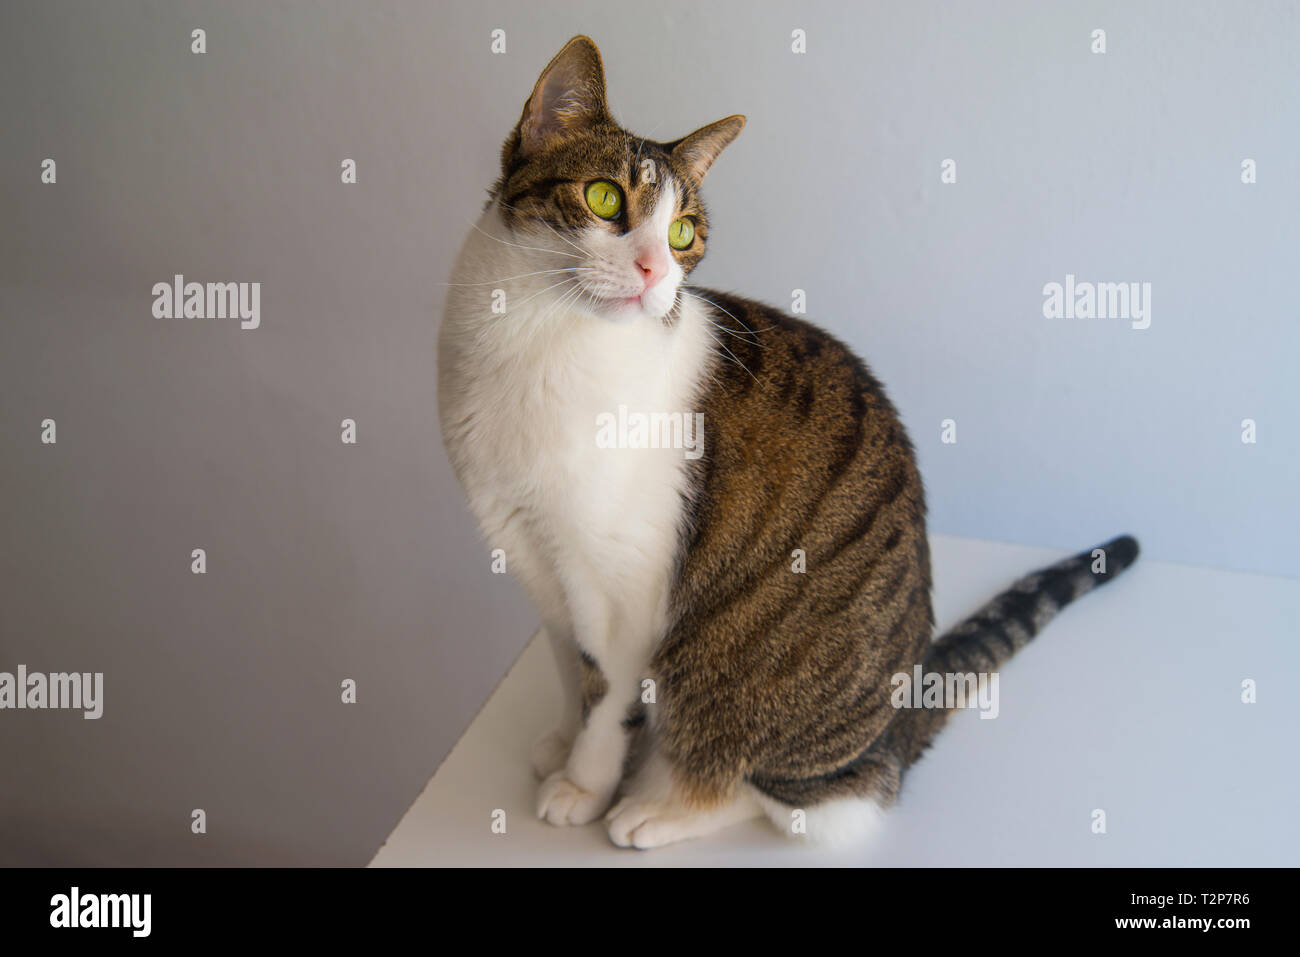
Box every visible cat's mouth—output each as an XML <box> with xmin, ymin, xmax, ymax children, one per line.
<box><xmin>573</xmin><ymin>274</ymin><xmax>676</xmax><ymax>322</ymax></box>
<box><xmin>579</xmin><ymin>286</ymin><xmax>651</xmax><ymax>319</ymax></box>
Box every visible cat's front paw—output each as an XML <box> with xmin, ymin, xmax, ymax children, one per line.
<box><xmin>529</xmin><ymin>729</ymin><xmax>572</xmax><ymax>780</ymax></box>
<box><xmin>536</xmin><ymin>770</ymin><xmax>612</xmax><ymax>826</ymax></box>
<box><xmin>605</xmin><ymin>797</ymin><xmax>685</xmax><ymax>849</ymax></box>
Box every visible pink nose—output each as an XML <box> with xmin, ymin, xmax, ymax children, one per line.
<box><xmin>635</xmin><ymin>253</ymin><xmax>668</xmax><ymax>291</ymax></box>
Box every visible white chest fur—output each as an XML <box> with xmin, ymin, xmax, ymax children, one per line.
<box><xmin>438</xmin><ymin>210</ymin><xmax>714</xmax><ymax>664</ymax></box>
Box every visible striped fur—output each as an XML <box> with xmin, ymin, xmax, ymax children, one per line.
<box><xmin>648</xmin><ymin>288</ymin><xmax>1140</xmax><ymax>820</ymax></box>
<box><xmin>440</xmin><ymin>35</ymin><xmax>1142</xmax><ymax>848</ymax></box>
<box><xmin>879</xmin><ymin>534</ymin><xmax>1140</xmax><ymax>774</ymax></box>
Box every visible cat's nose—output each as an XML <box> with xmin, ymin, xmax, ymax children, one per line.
<box><xmin>635</xmin><ymin>253</ymin><xmax>668</xmax><ymax>291</ymax></box>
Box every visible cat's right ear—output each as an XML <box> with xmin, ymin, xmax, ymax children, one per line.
<box><xmin>515</xmin><ymin>36</ymin><xmax>610</xmax><ymax>156</ymax></box>
<box><xmin>669</xmin><ymin>115</ymin><xmax>746</xmax><ymax>181</ymax></box>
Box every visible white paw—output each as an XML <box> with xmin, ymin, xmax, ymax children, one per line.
<box><xmin>536</xmin><ymin>771</ymin><xmax>611</xmax><ymax>826</ymax></box>
<box><xmin>529</xmin><ymin>730</ymin><xmax>572</xmax><ymax>780</ymax></box>
<box><xmin>605</xmin><ymin>797</ymin><xmax>689</xmax><ymax>849</ymax></box>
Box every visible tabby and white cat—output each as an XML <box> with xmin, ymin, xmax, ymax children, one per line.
<box><xmin>438</xmin><ymin>36</ymin><xmax>1138</xmax><ymax>849</ymax></box>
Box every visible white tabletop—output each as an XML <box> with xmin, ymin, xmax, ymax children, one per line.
<box><xmin>372</xmin><ymin>534</ymin><xmax>1300</xmax><ymax>866</ymax></box>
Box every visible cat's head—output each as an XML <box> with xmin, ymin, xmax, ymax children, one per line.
<box><xmin>491</xmin><ymin>36</ymin><xmax>744</xmax><ymax>323</ymax></box>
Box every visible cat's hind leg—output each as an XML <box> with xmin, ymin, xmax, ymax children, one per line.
<box><xmin>605</xmin><ymin>750</ymin><xmax>762</xmax><ymax>849</ymax></box>
<box><xmin>749</xmin><ymin>751</ymin><xmax>901</xmax><ymax>846</ymax></box>
<box><xmin>751</xmin><ymin>792</ymin><xmax>888</xmax><ymax>846</ymax></box>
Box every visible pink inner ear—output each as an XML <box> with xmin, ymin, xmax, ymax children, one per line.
<box><xmin>671</xmin><ymin>116</ymin><xmax>746</xmax><ymax>180</ymax></box>
<box><xmin>533</xmin><ymin>73</ymin><xmax>585</xmax><ymax>137</ymax></box>
<box><xmin>522</xmin><ymin>47</ymin><xmax>608</xmax><ymax>152</ymax></box>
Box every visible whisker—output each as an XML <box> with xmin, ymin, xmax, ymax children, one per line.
<box><xmin>514</xmin><ymin>281</ymin><xmax>585</xmax><ymax>349</ymax></box>
<box><xmin>683</xmin><ymin>289</ymin><xmax>771</xmax><ymax>340</ymax></box>
<box><xmin>505</xmin><ymin>275</ymin><xmax>585</xmax><ymax>314</ymax></box>
<box><xmin>704</xmin><ymin>314</ymin><xmax>766</xmax><ymax>347</ymax></box>
<box><xmin>466</xmin><ymin>218</ymin><xmax>584</xmax><ymax>260</ymax></box>
<box><xmin>472</xmin><ymin>281</ymin><xmax>581</xmax><ymax>350</ymax></box>
<box><xmin>492</xmin><ymin>202</ymin><xmax>621</xmax><ymax>271</ymax></box>
<box><xmin>442</xmin><ymin>267</ymin><xmax>595</xmax><ymax>287</ymax></box>
<box><xmin>711</xmin><ymin>333</ymin><xmax>759</xmax><ymax>383</ymax></box>
<box><xmin>536</xmin><ymin>280</ymin><xmax>587</xmax><ymax>326</ymax></box>
<box><xmin>677</xmin><ymin>294</ymin><xmax>761</xmax><ymax>382</ymax></box>
<box><xmin>496</xmin><ymin>201</ymin><xmax>589</xmax><ymax>257</ymax></box>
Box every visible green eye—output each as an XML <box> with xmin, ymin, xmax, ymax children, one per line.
<box><xmin>585</xmin><ymin>180</ymin><xmax>622</xmax><ymax>219</ymax></box>
<box><xmin>668</xmin><ymin>217</ymin><xmax>695</xmax><ymax>250</ymax></box>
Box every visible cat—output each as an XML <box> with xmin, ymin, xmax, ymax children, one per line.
<box><xmin>437</xmin><ymin>36</ymin><xmax>1139</xmax><ymax>849</ymax></box>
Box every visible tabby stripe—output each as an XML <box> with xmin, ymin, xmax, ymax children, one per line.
<box><xmin>818</xmin><ymin>474</ymin><xmax>904</xmax><ymax>571</ymax></box>
<box><xmin>502</xmin><ymin>177</ymin><xmax>568</xmax><ymax>208</ymax></box>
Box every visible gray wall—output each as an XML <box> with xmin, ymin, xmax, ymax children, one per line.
<box><xmin>1</xmin><ymin>1</ymin><xmax>1295</xmax><ymax>864</ymax></box>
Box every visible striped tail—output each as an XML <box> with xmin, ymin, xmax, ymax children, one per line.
<box><xmin>885</xmin><ymin>534</ymin><xmax>1140</xmax><ymax>769</ymax></box>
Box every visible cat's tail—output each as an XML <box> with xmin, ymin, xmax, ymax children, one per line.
<box><xmin>883</xmin><ymin>534</ymin><xmax>1140</xmax><ymax>769</ymax></box>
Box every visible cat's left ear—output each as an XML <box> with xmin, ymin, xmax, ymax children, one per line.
<box><xmin>517</xmin><ymin>36</ymin><xmax>611</xmax><ymax>155</ymax></box>
<box><xmin>669</xmin><ymin>115</ymin><xmax>746</xmax><ymax>181</ymax></box>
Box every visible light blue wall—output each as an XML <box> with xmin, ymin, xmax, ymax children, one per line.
<box><xmin>3</xmin><ymin>0</ymin><xmax>1294</xmax><ymax>866</ymax></box>
<box><xmin>432</xmin><ymin>0</ymin><xmax>1300</xmax><ymax>577</ymax></box>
